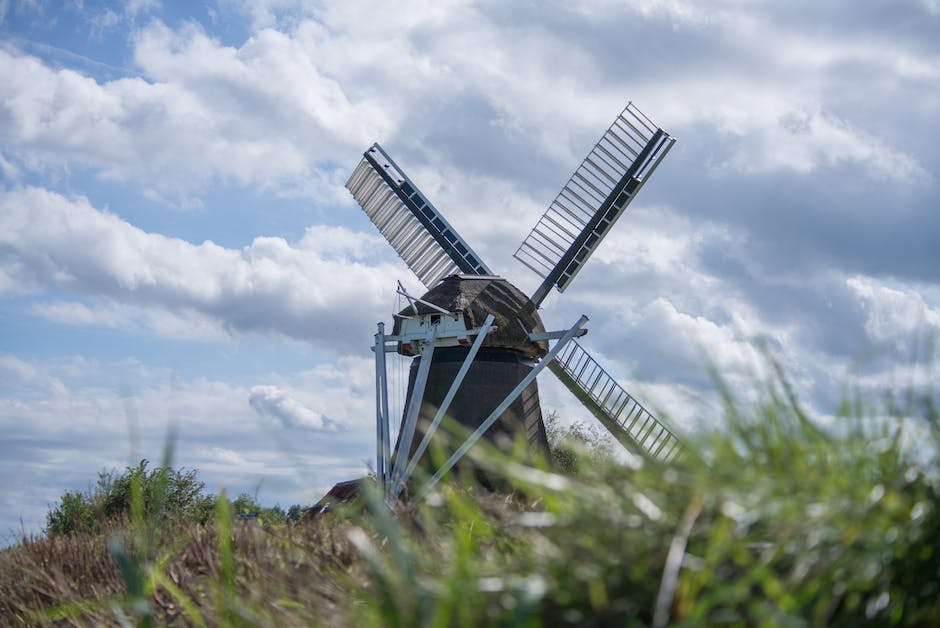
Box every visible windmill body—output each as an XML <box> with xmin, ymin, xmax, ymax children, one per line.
<box><xmin>347</xmin><ymin>102</ymin><xmax>684</xmax><ymax>500</ymax></box>
<box><xmin>391</xmin><ymin>275</ymin><xmax>551</xmax><ymax>467</ymax></box>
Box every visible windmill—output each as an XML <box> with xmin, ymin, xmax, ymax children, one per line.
<box><xmin>346</xmin><ymin>102</ymin><xmax>683</xmax><ymax>501</ymax></box>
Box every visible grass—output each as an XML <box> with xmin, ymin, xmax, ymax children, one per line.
<box><xmin>1</xmin><ymin>366</ymin><xmax>938</xmax><ymax>626</ymax></box>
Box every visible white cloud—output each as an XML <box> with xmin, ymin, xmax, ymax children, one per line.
<box><xmin>713</xmin><ymin>104</ymin><xmax>929</xmax><ymax>181</ymax></box>
<box><xmin>206</xmin><ymin>446</ymin><xmax>247</xmax><ymax>466</ymax></box>
<box><xmin>89</xmin><ymin>8</ymin><xmax>121</xmax><ymax>38</ymax></box>
<box><xmin>0</xmin><ymin>28</ymin><xmax>389</xmax><ymax>196</ymax></box>
<box><xmin>249</xmin><ymin>384</ymin><xmax>337</xmax><ymax>430</ymax></box>
<box><xmin>0</xmin><ymin>186</ymin><xmax>404</xmax><ymax>348</ymax></box>
<box><xmin>639</xmin><ymin>297</ymin><xmax>766</xmax><ymax>372</ymax></box>
<box><xmin>0</xmin><ymin>152</ymin><xmax>19</xmax><ymax>179</ymax></box>
<box><xmin>0</xmin><ymin>353</ymin><xmax>38</xmax><ymax>381</ymax></box>
<box><xmin>30</xmin><ymin>300</ymin><xmax>233</xmax><ymax>341</ymax></box>
<box><xmin>848</xmin><ymin>275</ymin><xmax>940</xmax><ymax>344</ymax></box>
<box><xmin>1</xmin><ymin>2</ymin><xmax>933</xmax><ymax>199</ymax></box>
<box><xmin>125</xmin><ymin>0</ymin><xmax>160</xmax><ymax>19</ymax></box>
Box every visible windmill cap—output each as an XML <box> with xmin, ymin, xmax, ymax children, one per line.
<box><xmin>393</xmin><ymin>275</ymin><xmax>548</xmax><ymax>359</ymax></box>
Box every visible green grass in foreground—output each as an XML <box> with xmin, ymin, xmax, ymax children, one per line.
<box><xmin>1</xmin><ymin>370</ymin><xmax>938</xmax><ymax>626</ymax></box>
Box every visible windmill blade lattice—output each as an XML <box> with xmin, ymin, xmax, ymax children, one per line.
<box><xmin>516</xmin><ymin>103</ymin><xmax>676</xmax><ymax>306</ymax></box>
<box><xmin>549</xmin><ymin>340</ymin><xmax>683</xmax><ymax>462</ymax></box>
<box><xmin>346</xmin><ymin>143</ymin><xmax>492</xmax><ymax>289</ymax></box>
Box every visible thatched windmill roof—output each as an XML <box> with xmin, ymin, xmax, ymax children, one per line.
<box><xmin>392</xmin><ymin>275</ymin><xmax>548</xmax><ymax>359</ymax></box>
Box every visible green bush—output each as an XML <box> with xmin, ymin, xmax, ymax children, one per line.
<box><xmin>44</xmin><ymin>490</ymin><xmax>98</xmax><ymax>536</ymax></box>
<box><xmin>98</xmin><ymin>460</ymin><xmax>217</xmax><ymax>525</ymax></box>
<box><xmin>45</xmin><ymin>460</ymin><xmax>217</xmax><ymax>536</ymax></box>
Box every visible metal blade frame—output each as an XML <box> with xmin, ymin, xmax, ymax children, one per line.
<box><xmin>516</xmin><ymin>103</ymin><xmax>676</xmax><ymax>306</ymax></box>
<box><xmin>351</xmin><ymin>143</ymin><xmax>493</xmax><ymax>287</ymax></box>
<box><xmin>549</xmin><ymin>339</ymin><xmax>684</xmax><ymax>462</ymax></box>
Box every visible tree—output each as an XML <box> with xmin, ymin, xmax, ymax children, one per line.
<box><xmin>286</xmin><ymin>504</ymin><xmax>304</xmax><ymax>523</ymax></box>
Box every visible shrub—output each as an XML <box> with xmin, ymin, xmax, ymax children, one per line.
<box><xmin>45</xmin><ymin>460</ymin><xmax>217</xmax><ymax>536</ymax></box>
<box><xmin>44</xmin><ymin>490</ymin><xmax>98</xmax><ymax>536</ymax></box>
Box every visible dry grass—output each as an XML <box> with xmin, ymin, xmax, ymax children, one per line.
<box><xmin>1</xmin><ymin>516</ymin><xmax>361</xmax><ymax>626</ymax></box>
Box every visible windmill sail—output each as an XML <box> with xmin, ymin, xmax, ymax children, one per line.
<box><xmin>549</xmin><ymin>340</ymin><xmax>683</xmax><ymax>462</ymax></box>
<box><xmin>516</xmin><ymin>103</ymin><xmax>676</xmax><ymax>306</ymax></box>
<box><xmin>346</xmin><ymin>143</ymin><xmax>493</xmax><ymax>289</ymax></box>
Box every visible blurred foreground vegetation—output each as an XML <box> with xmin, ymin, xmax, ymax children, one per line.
<box><xmin>1</xmin><ymin>371</ymin><xmax>938</xmax><ymax>626</ymax></box>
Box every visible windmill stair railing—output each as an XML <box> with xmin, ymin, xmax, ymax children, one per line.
<box><xmin>548</xmin><ymin>339</ymin><xmax>683</xmax><ymax>462</ymax></box>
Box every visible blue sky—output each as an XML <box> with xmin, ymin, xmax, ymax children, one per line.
<box><xmin>1</xmin><ymin>0</ymin><xmax>938</xmax><ymax>542</ymax></box>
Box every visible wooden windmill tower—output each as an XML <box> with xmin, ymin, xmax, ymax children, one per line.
<box><xmin>346</xmin><ymin>103</ymin><xmax>684</xmax><ymax>501</ymax></box>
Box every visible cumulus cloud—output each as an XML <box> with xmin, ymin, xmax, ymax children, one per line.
<box><xmin>0</xmin><ymin>28</ymin><xmax>388</xmax><ymax>196</ymax></box>
<box><xmin>249</xmin><ymin>384</ymin><xmax>338</xmax><ymax>431</ymax></box>
<box><xmin>2</xmin><ymin>1</ymin><xmax>932</xmax><ymax>401</ymax></box>
<box><xmin>0</xmin><ymin>186</ymin><xmax>407</xmax><ymax>348</ymax></box>
<box><xmin>848</xmin><ymin>276</ymin><xmax>940</xmax><ymax>346</ymax></box>
<box><xmin>1</xmin><ymin>1</ymin><xmax>934</xmax><ymax>204</ymax></box>
<box><xmin>708</xmin><ymin>105</ymin><xmax>930</xmax><ymax>181</ymax></box>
